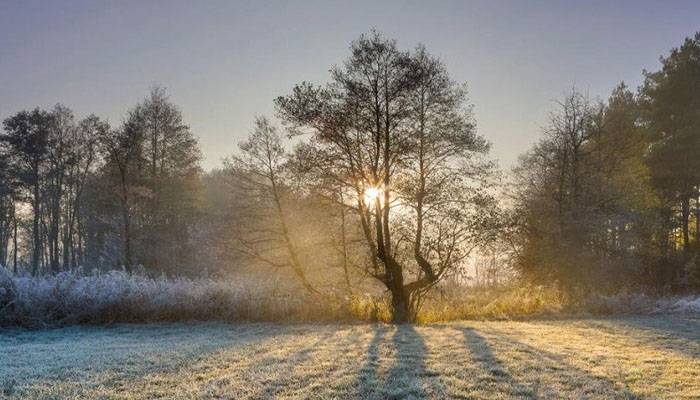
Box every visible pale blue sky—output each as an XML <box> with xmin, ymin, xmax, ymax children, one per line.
<box><xmin>1</xmin><ymin>0</ymin><xmax>699</xmax><ymax>170</ymax></box>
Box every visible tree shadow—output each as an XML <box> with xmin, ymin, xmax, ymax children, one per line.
<box><xmin>356</xmin><ymin>324</ymin><xmax>388</xmax><ymax>399</ymax></box>
<box><xmin>385</xmin><ymin>324</ymin><xmax>429</xmax><ymax>399</ymax></box>
<box><xmin>1</xmin><ymin>323</ymin><xmax>284</xmax><ymax>398</ymax></box>
<box><xmin>357</xmin><ymin>324</ymin><xmax>440</xmax><ymax>399</ymax></box>
<box><xmin>460</xmin><ymin>327</ymin><xmax>536</xmax><ymax>398</ymax></box>
<box><xmin>490</xmin><ymin>331</ymin><xmax>646</xmax><ymax>399</ymax></box>
<box><xmin>604</xmin><ymin>315</ymin><xmax>700</xmax><ymax>343</ymax></box>
<box><xmin>531</xmin><ymin>316</ymin><xmax>700</xmax><ymax>358</ymax></box>
<box><xmin>247</xmin><ymin>328</ymin><xmax>339</xmax><ymax>399</ymax></box>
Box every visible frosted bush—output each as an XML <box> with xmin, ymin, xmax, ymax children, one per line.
<box><xmin>0</xmin><ymin>268</ymin><xmax>346</xmax><ymax>328</ymax></box>
<box><xmin>579</xmin><ymin>292</ymin><xmax>658</xmax><ymax>315</ymax></box>
<box><xmin>654</xmin><ymin>296</ymin><xmax>700</xmax><ymax>314</ymax></box>
<box><xmin>3</xmin><ymin>267</ymin><xmax>699</xmax><ymax>327</ymax></box>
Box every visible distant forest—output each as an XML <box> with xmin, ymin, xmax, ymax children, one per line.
<box><xmin>1</xmin><ymin>31</ymin><xmax>700</xmax><ymax>321</ymax></box>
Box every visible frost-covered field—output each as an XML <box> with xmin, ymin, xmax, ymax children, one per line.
<box><xmin>1</xmin><ymin>316</ymin><xmax>699</xmax><ymax>399</ymax></box>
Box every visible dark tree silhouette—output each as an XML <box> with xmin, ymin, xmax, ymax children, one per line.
<box><xmin>276</xmin><ymin>31</ymin><xmax>496</xmax><ymax>321</ymax></box>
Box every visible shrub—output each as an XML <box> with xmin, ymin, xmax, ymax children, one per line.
<box><xmin>416</xmin><ymin>285</ymin><xmax>567</xmax><ymax>323</ymax></box>
<box><xmin>0</xmin><ymin>268</ymin><xmax>351</xmax><ymax>328</ymax></box>
<box><xmin>0</xmin><ymin>267</ymin><xmax>694</xmax><ymax>327</ymax></box>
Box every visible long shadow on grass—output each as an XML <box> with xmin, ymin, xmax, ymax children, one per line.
<box><xmin>533</xmin><ymin>316</ymin><xmax>700</xmax><ymax>359</ymax></box>
<box><xmin>0</xmin><ymin>323</ymin><xmax>283</xmax><ymax>398</ymax></box>
<box><xmin>356</xmin><ymin>324</ymin><xmax>388</xmax><ymax>399</ymax></box>
<box><xmin>604</xmin><ymin>315</ymin><xmax>700</xmax><ymax>344</ymax></box>
<box><xmin>385</xmin><ymin>324</ymin><xmax>429</xmax><ymax>398</ymax></box>
<box><xmin>461</xmin><ymin>328</ymin><xmax>535</xmax><ymax>398</ymax></box>
<box><xmin>492</xmin><ymin>331</ymin><xmax>645</xmax><ymax>399</ymax></box>
<box><xmin>356</xmin><ymin>324</ymin><xmax>432</xmax><ymax>399</ymax></box>
<box><xmin>246</xmin><ymin>328</ymin><xmax>337</xmax><ymax>399</ymax></box>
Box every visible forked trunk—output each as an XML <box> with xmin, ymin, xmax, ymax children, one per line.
<box><xmin>389</xmin><ymin>286</ymin><xmax>411</xmax><ymax>323</ymax></box>
<box><xmin>383</xmin><ymin>256</ymin><xmax>412</xmax><ymax>323</ymax></box>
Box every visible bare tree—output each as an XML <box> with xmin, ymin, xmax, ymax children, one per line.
<box><xmin>62</xmin><ymin>115</ymin><xmax>106</xmax><ymax>269</ymax></box>
<box><xmin>276</xmin><ymin>31</ymin><xmax>495</xmax><ymax>321</ymax></box>
<box><xmin>225</xmin><ymin>116</ymin><xmax>317</xmax><ymax>294</ymax></box>
<box><xmin>127</xmin><ymin>87</ymin><xmax>202</xmax><ymax>272</ymax></box>
<box><xmin>99</xmin><ymin>119</ymin><xmax>145</xmax><ymax>272</ymax></box>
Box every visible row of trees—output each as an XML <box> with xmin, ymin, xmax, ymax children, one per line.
<box><xmin>2</xmin><ymin>30</ymin><xmax>699</xmax><ymax>320</ymax></box>
<box><xmin>510</xmin><ymin>33</ymin><xmax>700</xmax><ymax>292</ymax></box>
<box><xmin>0</xmin><ymin>106</ymin><xmax>106</xmax><ymax>274</ymax></box>
<box><xmin>0</xmin><ymin>88</ymin><xmax>202</xmax><ymax>275</ymax></box>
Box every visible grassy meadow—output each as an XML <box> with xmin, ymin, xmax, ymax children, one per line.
<box><xmin>2</xmin><ymin>315</ymin><xmax>699</xmax><ymax>399</ymax></box>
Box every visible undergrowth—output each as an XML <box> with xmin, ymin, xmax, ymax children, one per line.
<box><xmin>0</xmin><ymin>268</ymin><xmax>690</xmax><ymax>328</ymax></box>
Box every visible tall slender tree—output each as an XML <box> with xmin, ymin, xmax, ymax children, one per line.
<box><xmin>99</xmin><ymin>117</ymin><xmax>145</xmax><ymax>272</ymax></box>
<box><xmin>0</xmin><ymin>156</ymin><xmax>17</xmax><ymax>269</ymax></box>
<box><xmin>225</xmin><ymin>117</ymin><xmax>317</xmax><ymax>294</ymax></box>
<box><xmin>641</xmin><ymin>32</ymin><xmax>700</xmax><ymax>254</ymax></box>
<box><xmin>2</xmin><ymin>109</ymin><xmax>53</xmax><ymax>274</ymax></box>
<box><xmin>127</xmin><ymin>87</ymin><xmax>202</xmax><ymax>272</ymax></box>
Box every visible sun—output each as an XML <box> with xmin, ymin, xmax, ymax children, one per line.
<box><xmin>363</xmin><ymin>186</ymin><xmax>382</xmax><ymax>206</ymax></box>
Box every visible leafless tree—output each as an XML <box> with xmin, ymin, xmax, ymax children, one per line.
<box><xmin>225</xmin><ymin>117</ymin><xmax>318</xmax><ymax>294</ymax></box>
<box><xmin>276</xmin><ymin>31</ymin><xmax>496</xmax><ymax>321</ymax></box>
<box><xmin>99</xmin><ymin>118</ymin><xmax>145</xmax><ymax>272</ymax></box>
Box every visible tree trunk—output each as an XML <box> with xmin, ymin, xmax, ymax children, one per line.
<box><xmin>380</xmin><ymin>253</ymin><xmax>410</xmax><ymax>323</ymax></box>
<box><xmin>275</xmin><ymin>199</ymin><xmax>316</xmax><ymax>294</ymax></box>
<box><xmin>269</xmin><ymin>174</ymin><xmax>317</xmax><ymax>295</ymax></box>
<box><xmin>13</xmin><ymin>209</ymin><xmax>18</xmax><ymax>274</ymax></box>
<box><xmin>120</xmin><ymin>171</ymin><xmax>133</xmax><ymax>273</ymax></box>
<box><xmin>63</xmin><ymin>193</ymin><xmax>73</xmax><ymax>270</ymax></box>
<box><xmin>681</xmin><ymin>197</ymin><xmax>690</xmax><ymax>253</ymax></box>
<box><xmin>389</xmin><ymin>281</ymin><xmax>410</xmax><ymax>323</ymax></box>
<box><xmin>76</xmin><ymin>206</ymin><xmax>84</xmax><ymax>267</ymax></box>
<box><xmin>123</xmin><ymin>211</ymin><xmax>132</xmax><ymax>272</ymax></box>
<box><xmin>50</xmin><ymin>193</ymin><xmax>61</xmax><ymax>273</ymax></box>
<box><xmin>0</xmin><ymin>211</ymin><xmax>7</xmax><ymax>268</ymax></box>
<box><xmin>31</xmin><ymin>181</ymin><xmax>41</xmax><ymax>275</ymax></box>
<box><xmin>695</xmin><ymin>192</ymin><xmax>700</xmax><ymax>245</ymax></box>
<box><xmin>339</xmin><ymin>191</ymin><xmax>352</xmax><ymax>295</ymax></box>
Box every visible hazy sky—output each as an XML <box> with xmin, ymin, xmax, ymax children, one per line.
<box><xmin>2</xmin><ymin>0</ymin><xmax>699</xmax><ymax>170</ymax></box>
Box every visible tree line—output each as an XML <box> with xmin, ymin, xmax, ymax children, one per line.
<box><xmin>1</xmin><ymin>31</ymin><xmax>700</xmax><ymax>321</ymax></box>
<box><xmin>0</xmin><ymin>88</ymin><xmax>202</xmax><ymax>275</ymax></box>
<box><xmin>510</xmin><ymin>32</ymin><xmax>700</xmax><ymax>292</ymax></box>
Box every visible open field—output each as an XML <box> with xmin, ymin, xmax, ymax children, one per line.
<box><xmin>1</xmin><ymin>316</ymin><xmax>699</xmax><ymax>399</ymax></box>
